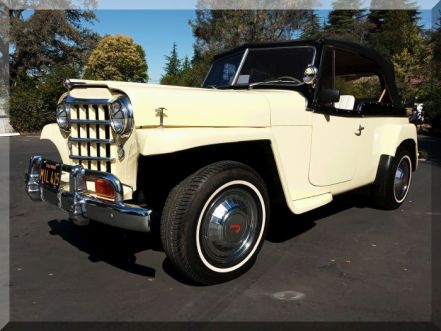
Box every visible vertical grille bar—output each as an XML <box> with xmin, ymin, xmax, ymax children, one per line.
<box><xmin>71</xmin><ymin>105</ymin><xmax>79</xmax><ymax>166</ymax></box>
<box><xmin>99</xmin><ymin>105</ymin><xmax>107</xmax><ymax>171</ymax></box>
<box><xmin>69</xmin><ymin>102</ymin><xmax>114</xmax><ymax>173</ymax></box>
<box><xmin>95</xmin><ymin>105</ymin><xmax>101</xmax><ymax>171</ymax></box>
<box><xmin>85</xmin><ymin>105</ymin><xmax>91</xmax><ymax>169</ymax></box>
<box><xmin>77</xmin><ymin>105</ymin><xmax>82</xmax><ymax>166</ymax></box>
<box><xmin>103</xmin><ymin>105</ymin><xmax>111</xmax><ymax>173</ymax></box>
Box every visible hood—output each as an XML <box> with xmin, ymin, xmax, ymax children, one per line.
<box><xmin>67</xmin><ymin>80</ymin><xmax>272</xmax><ymax>128</ymax></box>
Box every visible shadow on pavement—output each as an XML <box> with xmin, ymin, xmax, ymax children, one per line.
<box><xmin>48</xmin><ymin>219</ymin><xmax>159</xmax><ymax>278</ymax></box>
<box><xmin>267</xmin><ymin>187</ymin><xmax>371</xmax><ymax>243</ymax></box>
<box><xmin>46</xmin><ymin>186</ymin><xmax>375</xmax><ymax>284</ymax></box>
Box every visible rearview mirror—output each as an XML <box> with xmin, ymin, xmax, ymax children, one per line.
<box><xmin>317</xmin><ymin>89</ymin><xmax>340</xmax><ymax>105</ymax></box>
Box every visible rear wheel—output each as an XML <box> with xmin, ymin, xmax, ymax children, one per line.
<box><xmin>160</xmin><ymin>161</ymin><xmax>269</xmax><ymax>284</ymax></box>
<box><xmin>372</xmin><ymin>149</ymin><xmax>413</xmax><ymax>210</ymax></box>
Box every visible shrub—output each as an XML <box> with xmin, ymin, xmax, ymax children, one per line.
<box><xmin>8</xmin><ymin>84</ymin><xmax>55</xmax><ymax>133</ymax></box>
<box><xmin>420</xmin><ymin>80</ymin><xmax>441</xmax><ymax>133</ymax></box>
<box><xmin>8</xmin><ymin>65</ymin><xmax>77</xmax><ymax>133</ymax></box>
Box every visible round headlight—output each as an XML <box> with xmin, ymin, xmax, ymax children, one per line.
<box><xmin>110</xmin><ymin>96</ymin><xmax>133</xmax><ymax>137</ymax></box>
<box><xmin>56</xmin><ymin>103</ymin><xmax>70</xmax><ymax>131</ymax></box>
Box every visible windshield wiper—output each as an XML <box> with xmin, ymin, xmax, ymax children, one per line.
<box><xmin>248</xmin><ymin>80</ymin><xmax>304</xmax><ymax>89</ymax></box>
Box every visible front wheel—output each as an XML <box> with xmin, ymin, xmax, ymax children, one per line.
<box><xmin>160</xmin><ymin>161</ymin><xmax>269</xmax><ymax>284</ymax></box>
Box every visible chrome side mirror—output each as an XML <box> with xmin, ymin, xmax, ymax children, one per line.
<box><xmin>303</xmin><ymin>65</ymin><xmax>318</xmax><ymax>85</ymax></box>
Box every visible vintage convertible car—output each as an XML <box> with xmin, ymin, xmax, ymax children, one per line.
<box><xmin>25</xmin><ymin>39</ymin><xmax>418</xmax><ymax>284</ymax></box>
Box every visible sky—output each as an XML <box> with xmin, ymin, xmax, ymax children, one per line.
<box><xmin>90</xmin><ymin>9</ymin><xmax>434</xmax><ymax>84</ymax></box>
<box><xmin>91</xmin><ymin>10</ymin><xmax>197</xmax><ymax>83</ymax></box>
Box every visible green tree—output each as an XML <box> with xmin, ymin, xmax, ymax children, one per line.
<box><xmin>187</xmin><ymin>6</ymin><xmax>314</xmax><ymax>87</ymax></box>
<box><xmin>182</xmin><ymin>56</ymin><xmax>191</xmax><ymax>71</ymax></box>
<box><xmin>431</xmin><ymin>13</ymin><xmax>441</xmax><ymax>78</ymax></box>
<box><xmin>9</xmin><ymin>64</ymin><xmax>78</xmax><ymax>132</ymax></box>
<box><xmin>324</xmin><ymin>0</ymin><xmax>372</xmax><ymax>43</ymax></box>
<box><xmin>160</xmin><ymin>42</ymin><xmax>206</xmax><ymax>87</ymax></box>
<box><xmin>0</xmin><ymin>4</ymin><xmax>9</xmax><ymax>88</ymax></box>
<box><xmin>7</xmin><ymin>8</ymin><xmax>99</xmax><ymax>132</ymax></box>
<box><xmin>191</xmin><ymin>9</ymin><xmax>312</xmax><ymax>56</ymax></box>
<box><xmin>364</xmin><ymin>4</ymin><xmax>430</xmax><ymax>104</ymax></box>
<box><xmin>9</xmin><ymin>9</ymin><xmax>99</xmax><ymax>83</ymax></box>
<box><xmin>160</xmin><ymin>42</ymin><xmax>182</xmax><ymax>85</ymax></box>
<box><xmin>84</xmin><ymin>34</ymin><xmax>148</xmax><ymax>82</ymax></box>
<box><xmin>179</xmin><ymin>58</ymin><xmax>211</xmax><ymax>87</ymax></box>
<box><xmin>367</xmin><ymin>0</ymin><xmax>419</xmax><ymax>57</ymax></box>
<box><xmin>420</xmin><ymin>79</ymin><xmax>441</xmax><ymax>133</ymax></box>
<box><xmin>300</xmin><ymin>11</ymin><xmax>323</xmax><ymax>40</ymax></box>
<box><xmin>392</xmin><ymin>40</ymin><xmax>434</xmax><ymax>102</ymax></box>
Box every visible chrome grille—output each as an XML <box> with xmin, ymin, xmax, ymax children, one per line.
<box><xmin>68</xmin><ymin>103</ymin><xmax>115</xmax><ymax>172</ymax></box>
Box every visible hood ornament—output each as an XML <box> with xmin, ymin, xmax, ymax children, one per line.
<box><xmin>155</xmin><ymin>107</ymin><xmax>167</xmax><ymax>127</ymax></box>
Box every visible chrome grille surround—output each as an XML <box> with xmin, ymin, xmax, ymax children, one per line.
<box><xmin>65</xmin><ymin>96</ymin><xmax>116</xmax><ymax>173</ymax></box>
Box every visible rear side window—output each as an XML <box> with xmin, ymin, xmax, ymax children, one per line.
<box><xmin>319</xmin><ymin>46</ymin><xmax>391</xmax><ymax>111</ymax></box>
<box><xmin>335</xmin><ymin>74</ymin><xmax>382</xmax><ymax>100</ymax></box>
<box><xmin>334</xmin><ymin>49</ymin><xmax>389</xmax><ymax>108</ymax></box>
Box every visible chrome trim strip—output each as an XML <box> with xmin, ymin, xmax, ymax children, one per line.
<box><xmin>68</xmin><ymin>137</ymin><xmax>114</xmax><ymax>144</ymax></box>
<box><xmin>69</xmin><ymin>155</ymin><xmax>115</xmax><ymax>162</ymax></box>
<box><xmin>232</xmin><ymin>48</ymin><xmax>249</xmax><ymax>86</ymax></box>
<box><xmin>70</xmin><ymin>119</ymin><xmax>111</xmax><ymax>125</ymax></box>
<box><xmin>65</xmin><ymin>96</ymin><xmax>111</xmax><ymax>105</ymax></box>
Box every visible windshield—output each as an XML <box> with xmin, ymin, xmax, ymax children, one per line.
<box><xmin>203</xmin><ymin>51</ymin><xmax>245</xmax><ymax>87</ymax></box>
<box><xmin>203</xmin><ymin>46</ymin><xmax>316</xmax><ymax>88</ymax></box>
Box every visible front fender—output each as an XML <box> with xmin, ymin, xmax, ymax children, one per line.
<box><xmin>40</xmin><ymin>123</ymin><xmax>70</xmax><ymax>164</ymax></box>
<box><xmin>136</xmin><ymin>127</ymin><xmax>273</xmax><ymax>156</ymax></box>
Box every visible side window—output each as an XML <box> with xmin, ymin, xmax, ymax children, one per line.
<box><xmin>334</xmin><ymin>49</ymin><xmax>387</xmax><ymax>111</ymax></box>
<box><xmin>336</xmin><ymin>75</ymin><xmax>382</xmax><ymax>100</ymax></box>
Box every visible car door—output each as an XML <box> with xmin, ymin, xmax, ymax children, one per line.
<box><xmin>309</xmin><ymin>105</ymin><xmax>365</xmax><ymax>187</ymax></box>
<box><xmin>308</xmin><ymin>47</ymin><xmax>366</xmax><ymax>187</ymax></box>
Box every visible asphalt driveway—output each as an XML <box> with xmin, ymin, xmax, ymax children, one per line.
<box><xmin>7</xmin><ymin>135</ymin><xmax>439</xmax><ymax>322</ymax></box>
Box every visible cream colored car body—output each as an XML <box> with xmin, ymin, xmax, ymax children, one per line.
<box><xmin>41</xmin><ymin>79</ymin><xmax>417</xmax><ymax>214</ymax></box>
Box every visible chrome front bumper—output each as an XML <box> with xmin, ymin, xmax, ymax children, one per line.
<box><xmin>25</xmin><ymin>155</ymin><xmax>152</xmax><ymax>232</ymax></box>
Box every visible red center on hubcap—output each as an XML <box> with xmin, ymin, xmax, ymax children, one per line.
<box><xmin>229</xmin><ymin>224</ymin><xmax>241</xmax><ymax>233</ymax></box>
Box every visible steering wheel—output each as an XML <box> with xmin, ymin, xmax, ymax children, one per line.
<box><xmin>276</xmin><ymin>76</ymin><xmax>303</xmax><ymax>84</ymax></box>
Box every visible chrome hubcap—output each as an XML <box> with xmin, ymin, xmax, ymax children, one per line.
<box><xmin>199</xmin><ymin>186</ymin><xmax>260</xmax><ymax>268</ymax></box>
<box><xmin>394</xmin><ymin>157</ymin><xmax>411</xmax><ymax>202</ymax></box>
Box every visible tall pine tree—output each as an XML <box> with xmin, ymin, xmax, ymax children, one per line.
<box><xmin>324</xmin><ymin>0</ymin><xmax>371</xmax><ymax>43</ymax></box>
<box><xmin>161</xmin><ymin>42</ymin><xmax>182</xmax><ymax>85</ymax></box>
<box><xmin>432</xmin><ymin>14</ymin><xmax>441</xmax><ymax>78</ymax></box>
<box><xmin>300</xmin><ymin>11</ymin><xmax>323</xmax><ymax>39</ymax></box>
<box><xmin>367</xmin><ymin>0</ymin><xmax>419</xmax><ymax>57</ymax></box>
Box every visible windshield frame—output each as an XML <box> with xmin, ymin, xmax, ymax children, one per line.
<box><xmin>203</xmin><ymin>45</ymin><xmax>317</xmax><ymax>88</ymax></box>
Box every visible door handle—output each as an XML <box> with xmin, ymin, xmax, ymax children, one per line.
<box><xmin>355</xmin><ymin>125</ymin><xmax>365</xmax><ymax>136</ymax></box>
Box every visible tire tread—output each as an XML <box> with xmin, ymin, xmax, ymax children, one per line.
<box><xmin>160</xmin><ymin>161</ymin><xmax>268</xmax><ymax>284</ymax></box>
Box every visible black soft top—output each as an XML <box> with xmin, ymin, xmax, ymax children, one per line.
<box><xmin>215</xmin><ymin>39</ymin><xmax>401</xmax><ymax>106</ymax></box>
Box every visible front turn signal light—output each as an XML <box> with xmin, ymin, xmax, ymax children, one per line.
<box><xmin>95</xmin><ymin>178</ymin><xmax>115</xmax><ymax>200</ymax></box>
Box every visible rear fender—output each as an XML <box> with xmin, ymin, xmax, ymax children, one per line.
<box><xmin>373</xmin><ymin>123</ymin><xmax>418</xmax><ymax>165</ymax></box>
